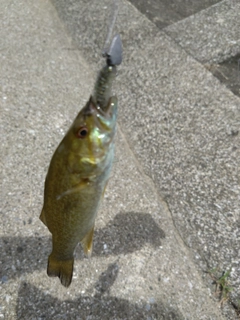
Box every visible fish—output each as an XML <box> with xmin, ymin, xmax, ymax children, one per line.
<box><xmin>40</xmin><ymin>34</ymin><xmax>122</xmax><ymax>287</ymax></box>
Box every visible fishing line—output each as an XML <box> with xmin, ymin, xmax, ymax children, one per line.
<box><xmin>102</xmin><ymin>0</ymin><xmax>119</xmax><ymax>57</ymax></box>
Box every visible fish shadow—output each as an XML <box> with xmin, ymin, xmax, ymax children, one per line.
<box><xmin>16</xmin><ymin>262</ymin><xmax>183</xmax><ymax>320</ymax></box>
<box><xmin>93</xmin><ymin>212</ymin><xmax>165</xmax><ymax>257</ymax></box>
<box><xmin>0</xmin><ymin>212</ymin><xmax>165</xmax><ymax>282</ymax></box>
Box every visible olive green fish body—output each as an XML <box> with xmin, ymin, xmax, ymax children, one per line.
<box><xmin>41</xmin><ymin>30</ymin><xmax>122</xmax><ymax>287</ymax></box>
<box><xmin>41</xmin><ymin>92</ymin><xmax>118</xmax><ymax>287</ymax></box>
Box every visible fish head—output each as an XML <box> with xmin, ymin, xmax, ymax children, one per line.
<box><xmin>63</xmin><ymin>96</ymin><xmax>117</xmax><ymax>174</ymax></box>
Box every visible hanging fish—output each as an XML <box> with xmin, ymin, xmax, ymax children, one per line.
<box><xmin>40</xmin><ymin>33</ymin><xmax>122</xmax><ymax>287</ymax></box>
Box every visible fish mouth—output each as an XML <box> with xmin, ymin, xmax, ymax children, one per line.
<box><xmin>87</xmin><ymin>96</ymin><xmax>114</xmax><ymax>118</ymax></box>
<box><xmin>79</xmin><ymin>96</ymin><xmax>117</xmax><ymax>153</ymax></box>
<box><xmin>83</xmin><ymin>96</ymin><xmax>117</xmax><ymax>131</ymax></box>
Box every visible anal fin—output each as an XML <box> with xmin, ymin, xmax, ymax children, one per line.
<box><xmin>81</xmin><ymin>226</ymin><xmax>94</xmax><ymax>257</ymax></box>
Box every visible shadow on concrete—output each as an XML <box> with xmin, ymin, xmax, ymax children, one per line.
<box><xmin>206</xmin><ymin>53</ymin><xmax>240</xmax><ymax>98</ymax></box>
<box><xmin>128</xmin><ymin>0</ymin><xmax>221</xmax><ymax>29</ymax></box>
<box><xmin>0</xmin><ymin>212</ymin><xmax>165</xmax><ymax>282</ymax></box>
<box><xmin>93</xmin><ymin>212</ymin><xmax>165</xmax><ymax>257</ymax></box>
<box><xmin>16</xmin><ymin>262</ymin><xmax>183</xmax><ymax>320</ymax></box>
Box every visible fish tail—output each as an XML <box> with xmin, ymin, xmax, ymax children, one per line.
<box><xmin>47</xmin><ymin>254</ymin><xmax>74</xmax><ymax>288</ymax></box>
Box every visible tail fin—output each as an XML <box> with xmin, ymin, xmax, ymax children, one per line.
<box><xmin>47</xmin><ymin>254</ymin><xmax>74</xmax><ymax>288</ymax></box>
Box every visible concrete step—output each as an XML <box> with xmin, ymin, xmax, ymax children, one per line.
<box><xmin>128</xmin><ymin>0</ymin><xmax>222</xmax><ymax>29</ymax></box>
<box><xmin>1</xmin><ymin>0</ymin><xmax>239</xmax><ymax>319</ymax></box>
<box><xmin>128</xmin><ymin>0</ymin><xmax>240</xmax><ymax>98</ymax></box>
<box><xmin>164</xmin><ymin>0</ymin><xmax>240</xmax><ymax>64</ymax></box>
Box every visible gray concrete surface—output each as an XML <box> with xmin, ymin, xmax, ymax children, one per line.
<box><xmin>128</xmin><ymin>0</ymin><xmax>221</xmax><ymax>29</ymax></box>
<box><xmin>128</xmin><ymin>0</ymin><xmax>240</xmax><ymax>98</ymax></box>
<box><xmin>164</xmin><ymin>0</ymin><xmax>240</xmax><ymax>63</ymax></box>
<box><xmin>207</xmin><ymin>53</ymin><xmax>240</xmax><ymax>97</ymax></box>
<box><xmin>1</xmin><ymin>0</ymin><xmax>239</xmax><ymax>319</ymax></box>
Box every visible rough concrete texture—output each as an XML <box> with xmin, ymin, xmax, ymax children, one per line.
<box><xmin>129</xmin><ymin>0</ymin><xmax>240</xmax><ymax>99</ymax></box>
<box><xmin>207</xmin><ymin>53</ymin><xmax>240</xmax><ymax>97</ymax></box>
<box><xmin>128</xmin><ymin>0</ymin><xmax>221</xmax><ymax>29</ymax></box>
<box><xmin>49</xmin><ymin>0</ymin><xmax>240</xmax><ymax>318</ymax></box>
<box><xmin>164</xmin><ymin>0</ymin><xmax>240</xmax><ymax>63</ymax></box>
<box><xmin>0</xmin><ymin>1</ymin><xmax>239</xmax><ymax>320</ymax></box>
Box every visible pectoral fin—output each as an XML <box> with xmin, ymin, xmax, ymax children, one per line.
<box><xmin>81</xmin><ymin>226</ymin><xmax>94</xmax><ymax>257</ymax></box>
<box><xmin>56</xmin><ymin>179</ymin><xmax>89</xmax><ymax>200</ymax></box>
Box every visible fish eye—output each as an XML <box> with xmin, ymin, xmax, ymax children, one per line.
<box><xmin>76</xmin><ymin>127</ymin><xmax>88</xmax><ymax>139</ymax></box>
